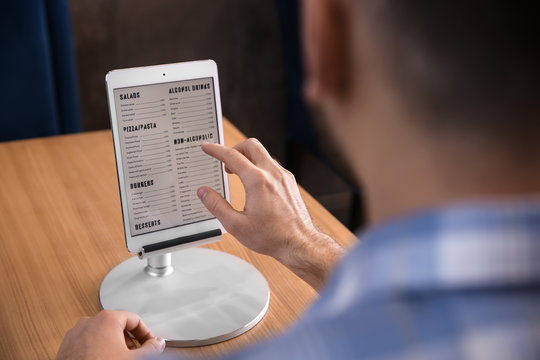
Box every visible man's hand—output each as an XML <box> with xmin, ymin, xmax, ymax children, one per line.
<box><xmin>57</xmin><ymin>310</ymin><xmax>165</xmax><ymax>360</ymax></box>
<box><xmin>198</xmin><ymin>138</ymin><xmax>344</xmax><ymax>290</ymax></box>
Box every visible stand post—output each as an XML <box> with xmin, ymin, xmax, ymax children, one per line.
<box><xmin>144</xmin><ymin>253</ymin><xmax>173</xmax><ymax>277</ymax></box>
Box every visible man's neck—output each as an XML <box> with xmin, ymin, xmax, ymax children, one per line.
<box><xmin>358</xmin><ymin>124</ymin><xmax>540</xmax><ymax>226</ymax></box>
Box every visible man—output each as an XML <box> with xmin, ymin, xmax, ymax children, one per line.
<box><xmin>58</xmin><ymin>0</ymin><xmax>540</xmax><ymax>359</ymax></box>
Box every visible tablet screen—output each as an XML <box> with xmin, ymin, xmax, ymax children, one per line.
<box><xmin>113</xmin><ymin>77</ymin><xmax>225</xmax><ymax>236</ymax></box>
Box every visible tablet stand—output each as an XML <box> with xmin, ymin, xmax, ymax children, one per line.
<box><xmin>99</xmin><ymin>247</ymin><xmax>270</xmax><ymax>347</ymax></box>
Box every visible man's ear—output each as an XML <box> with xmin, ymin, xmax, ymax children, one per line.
<box><xmin>302</xmin><ymin>0</ymin><xmax>350</xmax><ymax>104</ymax></box>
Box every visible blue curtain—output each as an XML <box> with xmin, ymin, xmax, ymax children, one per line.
<box><xmin>0</xmin><ymin>0</ymin><xmax>81</xmax><ymax>141</ymax></box>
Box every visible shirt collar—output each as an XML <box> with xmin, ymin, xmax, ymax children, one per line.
<box><xmin>347</xmin><ymin>201</ymin><xmax>540</xmax><ymax>299</ymax></box>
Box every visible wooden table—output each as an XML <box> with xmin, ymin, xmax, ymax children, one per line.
<box><xmin>0</xmin><ymin>119</ymin><xmax>355</xmax><ymax>359</ymax></box>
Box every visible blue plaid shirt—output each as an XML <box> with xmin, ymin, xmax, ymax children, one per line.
<box><xmin>164</xmin><ymin>201</ymin><xmax>540</xmax><ymax>359</ymax></box>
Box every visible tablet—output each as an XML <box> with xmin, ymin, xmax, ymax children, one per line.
<box><xmin>105</xmin><ymin>60</ymin><xmax>229</xmax><ymax>257</ymax></box>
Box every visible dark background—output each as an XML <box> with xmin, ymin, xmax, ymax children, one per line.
<box><xmin>3</xmin><ymin>0</ymin><xmax>362</xmax><ymax>229</ymax></box>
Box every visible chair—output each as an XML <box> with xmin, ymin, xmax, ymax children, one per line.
<box><xmin>275</xmin><ymin>0</ymin><xmax>364</xmax><ymax>230</ymax></box>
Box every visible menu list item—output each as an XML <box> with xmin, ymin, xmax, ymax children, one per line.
<box><xmin>114</xmin><ymin>77</ymin><xmax>225</xmax><ymax>236</ymax></box>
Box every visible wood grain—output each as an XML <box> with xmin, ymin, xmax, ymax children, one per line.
<box><xmin>0</xmin><ymin>119</ymin><xmax>355</xmax><ymax>359</ymax></box>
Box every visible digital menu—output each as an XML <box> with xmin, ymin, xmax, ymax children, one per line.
<box><xmin>114</xmin><ymin>77</ymin><xmax>224</xmax><ymax>236</ymax></box>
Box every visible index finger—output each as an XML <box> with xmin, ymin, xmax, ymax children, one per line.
<box><xmin>112</xmin><ymin>310</ymin><xmax>154</xmax><ymax>344</ymax></box>
<box><xmin>201</xmin><ymin>142</ymin><xmax>259</xmax><ymax>180</ymax></box>
<box><xmin>233</xmin><ymin>138</ymin><xmax>274</xmax><ymax>168</ymax></box>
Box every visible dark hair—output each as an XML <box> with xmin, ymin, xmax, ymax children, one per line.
<box><xmin>363</xmin><ymin>1</ymin><xmax>539</xmax><ymax>139</ymax></box>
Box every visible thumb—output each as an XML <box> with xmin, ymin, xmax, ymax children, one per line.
<box><xmin>197</xmin><ymin>186</ymin><xmax>241</xmax><ymax>230</ymax></box>
<box><xmin>134</xmin><ymin>337</ymin><xmax>165</xmax><ymax>357</ymax></box>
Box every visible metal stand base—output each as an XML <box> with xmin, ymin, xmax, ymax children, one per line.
<box><xmin>99</xmin><ymin>248</ymin><xmax>270</xmax><ymax>347</ymax></box>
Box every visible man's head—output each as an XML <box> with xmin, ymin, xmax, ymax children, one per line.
<box><xmin>301</xmin><ymin>0</ymin><xmax>540</xmax><ymax>222</ymax></box>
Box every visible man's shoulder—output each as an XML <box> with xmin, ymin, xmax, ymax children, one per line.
<box><xmin>272</xmin><ymin>279</ymin><xmax>540</xmax><ymax>359</ymax></box>
<box><xmin>265</xmin><ymin>201</ymin><xmax>540</xmax><ymax>359</ymax></box>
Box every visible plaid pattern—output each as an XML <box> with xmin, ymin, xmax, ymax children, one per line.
<box><xmin>162</xmin><ymin>201</ymin><xmax>540</xmax><ymax>359</ymax></box>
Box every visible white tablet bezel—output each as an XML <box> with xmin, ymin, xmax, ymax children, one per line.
<box><xmin>105</xmin><ymin>60</ymin><xmax>230</xmax><ymax>255</ymax></box>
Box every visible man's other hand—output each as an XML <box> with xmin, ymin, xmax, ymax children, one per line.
<box><xmin>198</xmin><ymin>139</ymin><xmax>343</xmax><ymax>290</ymax></box>
<box><xmin>57</xmin><ymin>310</ymin><xmax>165</xmax><ymax>360</ymax></box>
